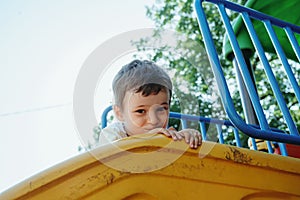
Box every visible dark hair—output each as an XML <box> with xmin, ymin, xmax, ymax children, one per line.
<box><xmin>136</xmin><ymin>83</ymin><xmax>171</xmax><ymax>98</ymax></box>
<box><xmin>112</xmin><ymin>60</ymin><xmax>172</xmax><ymax>108</ymax></box>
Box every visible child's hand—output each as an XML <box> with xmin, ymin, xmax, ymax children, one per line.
<box><xmin>148</xmin><ymin>127</ymin><xmax>202</xmax><ymax>149</ymax></box>
<box><xmin>147</xmin><ymin>127</ymin><xmax>184</xmax><ymax>141</ymax></box>
<box><xmin>178</xmin><ymin>128</ymin><xmax>202</xmax><ymax>149</ymax></box>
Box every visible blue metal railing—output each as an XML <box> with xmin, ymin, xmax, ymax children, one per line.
<box><xmin>100</xmin><ymin>105</ymin><xmax>244</xmax><ymax>147</ymax></box>
<box><xmin>100</xmin><ymin>106</ymin><xmax>291</xmax><ymax>154</ymax></box>
<box><xmin>99</xmin><ymin>0</ymin><xmax>300</xmax><ymax>157</ymax></box>
<box><xmin>194</xmin><ymin>0</ymin><xmax>300</xmax><ymax>146</ymax></box>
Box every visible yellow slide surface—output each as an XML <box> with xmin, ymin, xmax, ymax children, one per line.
<box><xmin>2</xmin><ymin>134</ymin><xmax>300</xmax><ymax>199</ymax></box>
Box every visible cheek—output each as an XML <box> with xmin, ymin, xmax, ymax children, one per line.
<box><xmin>126</xmin><ymin>115</ymin><xmax>146</xmax><ymax>128</ymax></box>
<box><xmin>159</xmin><ymin>111</ymin><xmax>169</xmax><ymax>126</ymax></box>
<box><xmin>163</xmin><ymin>117</ymin><xmax>169</xmax><ymax>127</ymax></box>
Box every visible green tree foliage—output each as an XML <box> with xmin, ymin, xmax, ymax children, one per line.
<box><xmin>82</xmin><ymin>0</ymin><xmax>299</xmax><ymax>151</ymax></box>
<box><xmin>133</xmin><ymin>0</ymin><xmax>300</xmax><ymax>146</ymax></box>
<box><xmin>132</xmin><ymin>0</ymin><xmax>247</xmax><ymax>146</ymax></box>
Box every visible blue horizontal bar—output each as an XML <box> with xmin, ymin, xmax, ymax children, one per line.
<box><xmin>205</xmin><ymin>0</ymin><xmax>300</xmax><ymax>33</ymax></box>
<box><xmin>169</xmin><ymin>112</ymin><xmax>234</xmax><ymax>126</ymax></box>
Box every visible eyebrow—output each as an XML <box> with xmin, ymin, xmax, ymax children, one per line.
<box><xmin>135</xmin><ymin>102</ymin><xmax>169</xmax><ymax>108</ymax></box>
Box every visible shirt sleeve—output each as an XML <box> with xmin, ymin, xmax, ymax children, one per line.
<box><xmin>98</xmin><ymin>122</ymin><xmax>127</xmax><ymax>146</ymax></box>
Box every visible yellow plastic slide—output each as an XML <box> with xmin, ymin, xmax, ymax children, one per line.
<box><xmin>2</xmin><ymin>134</ymin><xmax>300</xmax><ymax>199</ymax></box>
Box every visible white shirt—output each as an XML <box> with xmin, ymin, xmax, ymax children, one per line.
<box><xmin>98</xmin><ymin>121</ymin><xmax>128</xmax><ymax>145</ymax></box>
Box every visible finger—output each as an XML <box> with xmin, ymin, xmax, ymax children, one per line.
<box><xmin>190</xmin><ymin>133</ymin><xmax>197</xmax><ymax>148</ymax></box>
<box><xmin>168</xmin><ymin>129</ymin><xmax>180</xmax><ymax>140</ymax></box>
<box><xmin>173</xmin><ymin>131</ymin><xmax>183</xmax><ymax>140</ymax></box>
<box><xmin>159</xmin><ymin>129</ymin><xmax>172</xmax><ymax>137</ymax></box>
<box><xmin>153</xmin><ymin>128</ymin><xmax>179</xmax><ymax>141</ymax></box>
<box><xmin>184</xmin><ymin>131</ymin><xmax>192</xmax><ymax>144</ymax></box>
<box><xmin>167</xmin><ymin>127</ymin><xmax>179</xmax><ymax>140</ymax></box>
<box><xmin>177</xmin><ymin>130</ymin><xmax>190</xmax><ymax>143</ymax></box>
<box><xmin>192</xmin><ymin>132</ymin><xmax>202</xmax><ymax>148</ymax></box>
<box><xmin>148</xmin><ymin>128</ymin><xmax>170</xmax><ymax>136</ymax></box>
<box><xmin>180</xmin><ymin>130</ymin><xmax>201</xmax><ymax>148</ymax></box>
<box><xmin>168</xmin><ymin>127</ymin><xmax>183</xmax><ymax>140</ymax></box>
<box><xmin>197</xmin><ymin>133</ymin><xmax>202</xmax><ymax>145</ymax></box>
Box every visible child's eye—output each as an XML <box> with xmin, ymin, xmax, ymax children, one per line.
<box><xmin>157</xmin><ymin>106</ymin><xmax>168</xmax><ymax>112</ymax></box>
<box><xmin>135</xmin><ymin>109</ymin><xmax>146</xmax><ymax>114</ymax></box>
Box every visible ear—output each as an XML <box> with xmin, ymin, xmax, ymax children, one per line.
<box><xmin>113</xmin><ymin>105</ymin><xmax>124</xmax><ymax>121</ymax></box>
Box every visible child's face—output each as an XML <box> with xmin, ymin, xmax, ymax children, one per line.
<box><xmin>115</xmin><ymin>90</ymin><xmax>170</xmax><ymax>135</ymax></box>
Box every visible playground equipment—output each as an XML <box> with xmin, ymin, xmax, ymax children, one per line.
<box><xmin>2</xmin><ymin>135</ymin><xmax>300</xmax><ymax>199</ymax></box>
<box><xmin>195</xmin><ymin>0</ymin><xmax>300</xmax><ymax>154</ymax></box>
<box><xmin>2</xmin><ymin>0</ymin><xmax>300</xmax><ymax>199</ymax></box>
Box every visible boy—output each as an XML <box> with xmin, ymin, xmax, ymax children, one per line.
<box><xmin>99</xmin><ymin>59</ymin><xmax>202</xmax><ymax>148</ymax></box>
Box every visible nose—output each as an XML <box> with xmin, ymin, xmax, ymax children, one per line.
<box><xmin>147</xmin><ymin>110</ymin><xmax>159</xmax><ymax>125</ymax></box>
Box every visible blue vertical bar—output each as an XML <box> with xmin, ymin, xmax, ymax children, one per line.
<box><xmin>285</xmin><ymin>27</ymin><xmax>300</xmax><ymax>62</ymax></box>
<box><xmin>263</xmin><ymin>20</ymin><xmax>300</xmax><ymax>136</ymax></box>
<box><xmin>278</xmin><ymin>142</ymin><xmax>288</xmax><ymax>156</ymax></box>
<box><xmin>266</xmin><ymin>141</ymin><xmax>274</xmax><ymax>154</ymax></box>
<box><xmin>194</xmin><ymin>0</ymin><xmax>234</xmax><ymax>112</ymax></box>
<box><xmin>242</xmin><ymin>13</ymin><xmax>299</xmax><ymax>136</ymax></box>
<box><xmin>264</xmin><ymin>20</ymin><xmax>300</xmax><ymax>106</ymax></box>
<box><xmin>199</xmin><ymin>121</ymin><xmax>207</xmax><ymax>141</ymax></box>
<box><xmin>181</xmin><ymin>119</ymin><xmax>188</xmax><ymax>129</ymax></box>
<box><xmin>217</xmin><ymin>124</ymin><xmax>224</xmax><ymax>144</ymax></box>
<box><xmin>233</xmin><ymin>128</ymin><xmax>241</xmax><ymax>147</ymax></box>
<box><xmin>251</xmin><ymin>137</ymin><xmax>258</xmax><ymax>150</ymax></box>
<box><xmin>101</xmin><ymin>105</ymin><xmax>112</xmax><ymax>129</ymax></box>
<box><xmin>217</xmin><ymin>4</ymin><xmax>270</xmax><ymax>131</ymax></box>
<box><xmin>194</xmin><ymin>0</ymin><xmax>246</xmax><ymax>135</ymax></box>
<box><xmin>234</xmin><ymin>59</ymin><xmax>258</xmax><ymax>125</ymax></box>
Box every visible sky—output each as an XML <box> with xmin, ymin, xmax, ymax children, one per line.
<box><xmin>0</xmin><ymin>0</ymin><xmax>155</xmax><ymax>193</ymax></box>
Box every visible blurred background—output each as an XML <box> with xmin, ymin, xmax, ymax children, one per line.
<box><xmin>0</xmin><ymin>0</ymin><xmax>154</xmax><ymax>192</ymax></box>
